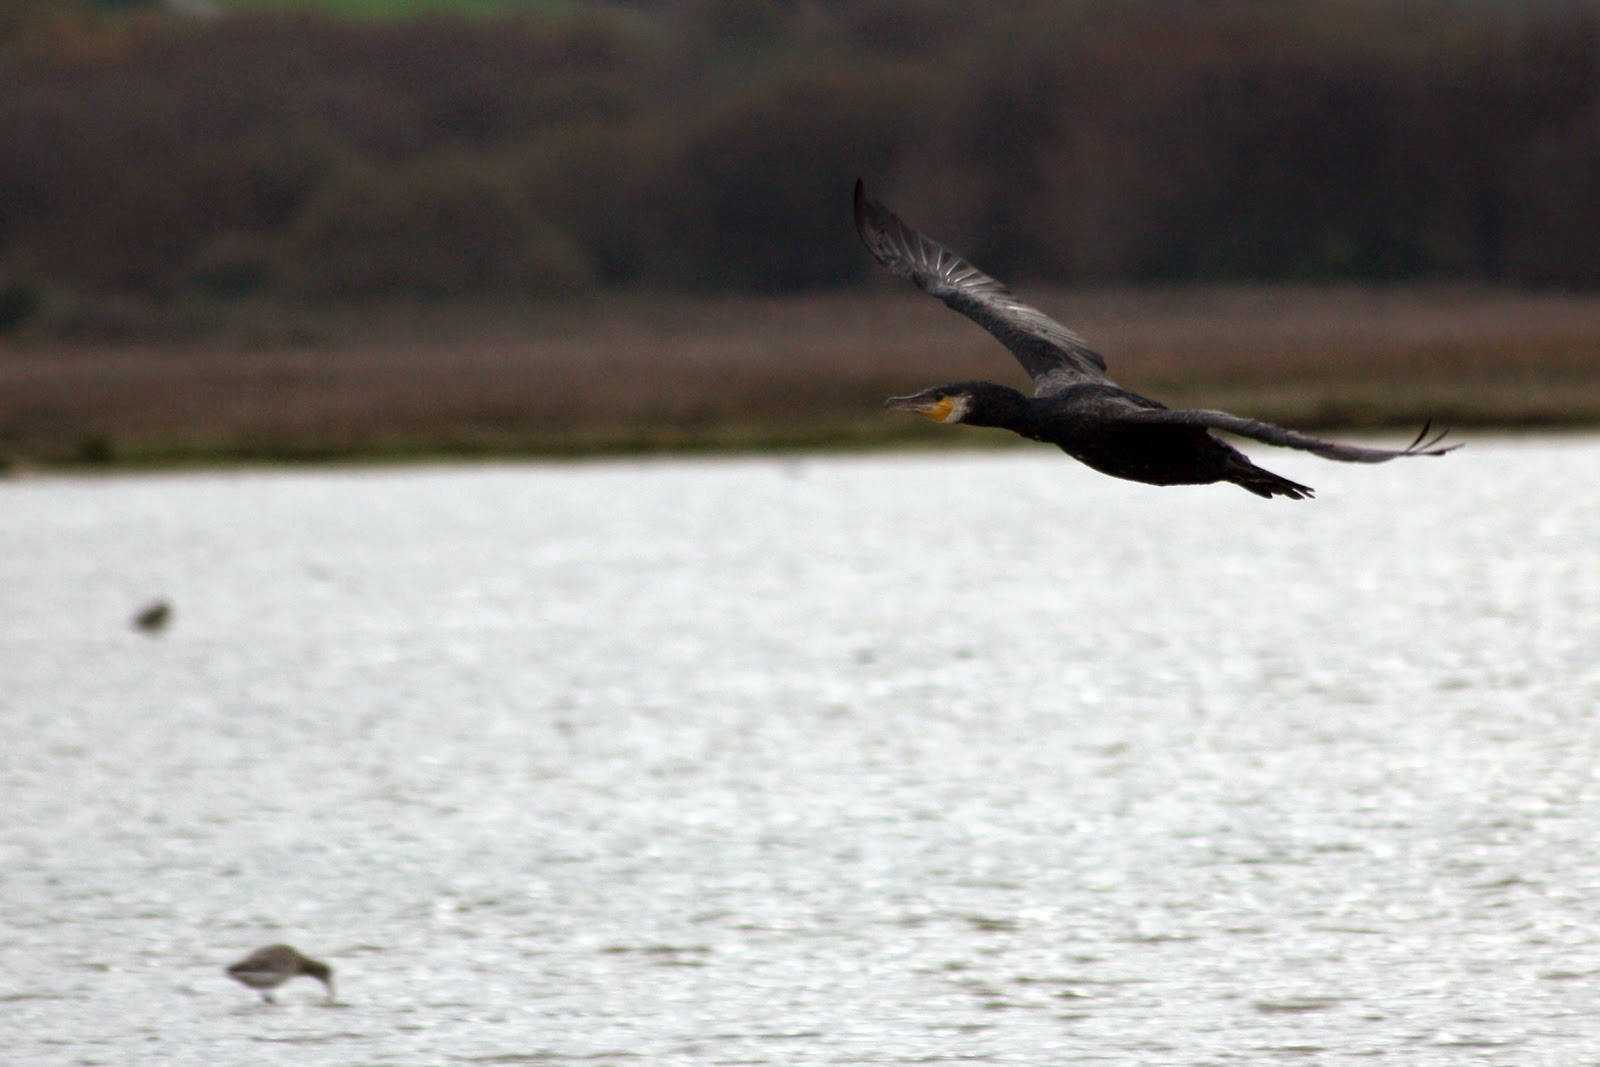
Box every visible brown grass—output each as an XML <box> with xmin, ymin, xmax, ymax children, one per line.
<box><xmin>3</xmin><ymin>284</ymin><xmax>1598</xmax><ymax>467</ymax></box>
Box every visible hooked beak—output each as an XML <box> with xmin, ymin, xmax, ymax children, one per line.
<box><xmin>884</xmin><ymin>393</ymin><xmax>954</xmax><ymax>421</ymax></box>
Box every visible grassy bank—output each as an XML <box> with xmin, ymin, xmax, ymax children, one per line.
<box><xmin>2</xmin><ymin>284</ymin><xmax>1598</xmax><ymax>470</ymax></box>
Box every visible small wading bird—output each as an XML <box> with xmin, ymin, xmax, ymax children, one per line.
<box><xmin>225</xmin><ymin>944</ymin><xmax>335</xmax><ymax>1004</ymax></box>
<box><xmin>854</xmin><ymin>180</ymin><xmax>1459</xmax><ymax>498</ymax></box>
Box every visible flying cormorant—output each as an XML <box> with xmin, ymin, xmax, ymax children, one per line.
<box><xmin>854</xmin><ymin>180</ymin><xmax>1458</xmax><ymax>499</ymax></box>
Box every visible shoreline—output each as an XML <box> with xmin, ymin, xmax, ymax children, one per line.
<box><xmin>4</xmin><ymin>284</ymin><xmax>1597</xmax><ymax>471</ymax></box>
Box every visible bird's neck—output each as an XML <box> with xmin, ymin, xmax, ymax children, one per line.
<box><xmin>964</xmin><ymin>385</ymin><xmax>1035</xmax><ymax>435</ymax></box>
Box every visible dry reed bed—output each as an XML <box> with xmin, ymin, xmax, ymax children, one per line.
<box><xmin>3</xmin><ymin>285</ymin><xmax>1598</xmax><ymax>466</ymax></box>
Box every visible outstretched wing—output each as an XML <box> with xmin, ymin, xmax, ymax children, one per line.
<box><xmin>854</xmin><ymin>179</ymin><xmax>1109</xmax><ymax>395</ymax></box>
<box><xmin>1117</xmin><ymin>407</ymin><xmax>1460</xmax><ymax>463</ymax></box>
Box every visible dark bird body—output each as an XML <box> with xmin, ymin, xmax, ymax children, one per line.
<box><xmin>226</xmin><ymin>944</ymin><xmax>335</xmax><ymax>1003</ymax></box>
<box><xmin>132</xmin><ymin>599</ymin><xmax>172</xmax><ymax>634</ymax></box>
<box><xmin>854</xmin><ymin>180</ymin><xmax>1457</xmax><ymax>498</ymax></box>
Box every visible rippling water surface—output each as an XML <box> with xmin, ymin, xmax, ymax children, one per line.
<box><xmin>2</xmin><ymin>438</ymin><xmax>1598</xmax><ymax>1065</ymax></box>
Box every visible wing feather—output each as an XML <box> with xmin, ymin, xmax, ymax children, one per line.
<box><xmin>854</xmin><ymin>179</ymin><xmax>1108</xmax><ymax>394</ymax></box>
<box><xmin>1117</xmin><ymin>407</ymin><xmax>1461</xmax><ymax>463</ymax></box>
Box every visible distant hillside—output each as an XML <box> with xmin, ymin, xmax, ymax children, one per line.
<box><xmin>201</xmin><ymin>0</ymin><xmax>576</xmax><ymax>18</ymax></box>
<box><xmin>3</xmin><ymin>0</ymin><xmax>1598</xmax><ymax>312</ymax></box>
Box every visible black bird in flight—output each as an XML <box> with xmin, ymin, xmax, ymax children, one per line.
<box><xmin>854</xmin><ymin>180</ymin><xmax>1458</xmax><ymax>499</ymax></box>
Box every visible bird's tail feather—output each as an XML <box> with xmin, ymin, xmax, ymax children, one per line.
<box><xmin>1231</xmin><ymin>462</ymin><xmax>1314</xmax><ymax>500</ymax></box>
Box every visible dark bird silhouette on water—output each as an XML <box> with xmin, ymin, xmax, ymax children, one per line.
<box><xmin>854</xmin><ymin>180</ymin><xmax>1458</xmax><ymax>499</ymax></box>
<box><xmin>131</xmin><ymin>599</ymin><xmax>172</xmax><ymax>635</ymax></box>
<box><xmin>226</xmin><ymin>944</ymin><xmax>335</xmax><ymax>1004</ymax></box>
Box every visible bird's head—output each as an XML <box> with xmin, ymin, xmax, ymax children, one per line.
<box><xmin>303</xmin><ymin>959</ymin><xmax>336</xmax><ymax>1001</ymax></box>
<box><xmin>883</xmin><ymin>382</ymin><xmax>1028</xmax><ymax>428</ymax></box>
<box><xmin>884</xmin><ymin>385</ymin><xmax>974</xmax><ymax>423</ymax></box>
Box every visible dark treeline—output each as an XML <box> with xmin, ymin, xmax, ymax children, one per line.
<box><xmin>2</xmin><ymin>0</ymin><xmax>1599</xmax><ymax>307</ymax></box>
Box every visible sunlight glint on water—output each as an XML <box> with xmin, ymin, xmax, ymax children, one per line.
<box><xmin>1</xmin><ymin>439</ymin><xmax>1597</xmax><ymax>1065</ymax></box>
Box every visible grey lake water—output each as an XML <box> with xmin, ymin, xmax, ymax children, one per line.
<box><xmin>2</xmin><ymin>438</ymin><xmax>1598</xmax><ymax>1066</ymax></box>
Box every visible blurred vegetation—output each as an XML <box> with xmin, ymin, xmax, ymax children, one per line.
<box><xmin>1</xmin><ymin>0</ymin><xmax>1599</xmax><ymax>313</ymax></box>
